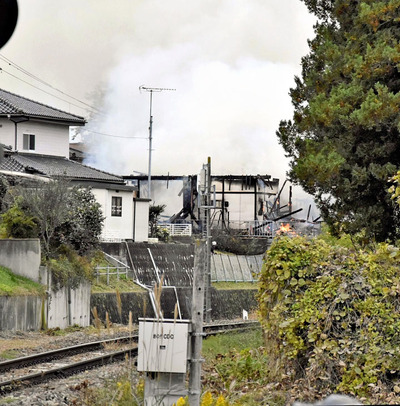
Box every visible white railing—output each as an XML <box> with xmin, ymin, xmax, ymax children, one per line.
<box><xmin>101</xmin><ymin>237</ymin><xmax>123</xmax><ymax>242</ymax></box>
<box><xmin>158</xmin><ymin>223</ymin><xmax>192</xmax><ymax>236</ymax></box>
<box><xmin>245</xmin><ymin>220</ymin><xmax>274</xmax><ymax>237</ymax></box>
<box><xmin>100</xmin><ymin>231</ymin><xmax>123</xmax><ymax>243</ymax></box>
<box><xmin>222</xmin><ymin>220</ymin><xmax>273</xmax><ymax>238</ymax></box>
<box><xmin>94</xmin><ymin>265</ymin><xmax>129</xmax><ymax>285</ymax></box>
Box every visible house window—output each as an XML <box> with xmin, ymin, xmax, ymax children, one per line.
<box><xmin>23</xmin><ymin>134</ymin><xmax>35</xmax><ymax>151</ymax></box>
<box><xmin>111</xmin><ymin>196</ymin><xmax>122</xmax><ymax>217</ymax></box>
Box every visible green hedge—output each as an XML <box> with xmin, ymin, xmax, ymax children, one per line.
<box><xmin>258</xmin><ymin>235</ymin><xmax>400</xmax><ymax>396</ymax></box>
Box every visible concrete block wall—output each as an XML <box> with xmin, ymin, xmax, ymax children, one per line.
<box><xmin>90</xmin><ymin>288</ymin><xmax>258</xmax><ymax>325</ymax></box>
<box><xmin>47</xmin><ymin>280</ymin><xmax>91</xmax><ymax>329</ymax></box>
<box><xmin>0</xmin><ymin>296</ymin><xmax>43</xmax><ymax>331</ymax></box>
<box><xmin>0</xmin><ymin>239</ymin><xmax>91</xmax><ymax>331</ymax></box>
<box><xmin>0</xmin><ymin>239</ymin><xmax>41</xmax><ymax>282</ymax></box>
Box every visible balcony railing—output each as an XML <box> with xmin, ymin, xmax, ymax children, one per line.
<box><xmin>158</xmin><ymin>223</ymin><xmax>192</xmax><ymax>236</ymax></box>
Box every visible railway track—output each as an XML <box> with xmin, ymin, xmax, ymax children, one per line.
<box><xmin>0</xmin><ymin>320</ymin><xmax>259</xmax><ymax>395</ymax></box>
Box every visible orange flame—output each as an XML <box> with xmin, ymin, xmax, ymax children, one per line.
<box><xmin>277</xmin><ymin>223</ymin><xmax>294</xmax><ymax>235</ymax></box>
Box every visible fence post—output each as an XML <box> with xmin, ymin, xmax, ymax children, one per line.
<box><xmin>107</xmin><ymin>265</ymin><xmax>110</xmax><ymax>286</ymax></box>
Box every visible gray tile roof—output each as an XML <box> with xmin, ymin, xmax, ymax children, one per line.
<box><xmin>0</xmin><ymin>88</ymin><xmax>86</xmax><ymax>124</ymax></box>
<box><xmin>0</xmin><ymin>156</ymin><xmax>25</xmax><ymax>172</ymax></box>
<box><xmin>0</xmin><ymin>153</ymin><xmax>125</xmax><ymax>184</ymax></box>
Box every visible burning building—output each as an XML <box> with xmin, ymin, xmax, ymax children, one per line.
<box><xmin>123</xmin><ymin>173</ymin><xmax>310</xmax><ymax>235</ymax></box>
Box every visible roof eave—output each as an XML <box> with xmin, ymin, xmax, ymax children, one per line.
<box><xmin>0</xmin><ymin>114</ymin><xmax>86</xmax><ymax>126</ymax></box>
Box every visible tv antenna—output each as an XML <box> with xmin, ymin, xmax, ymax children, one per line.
<box><xmin>139</xmin><ymin>86</ymin><xmax>176</xmax><ymax>200</ymax></box>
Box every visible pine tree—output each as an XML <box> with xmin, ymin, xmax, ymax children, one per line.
<box><xmin>277</xmin><ymin>0</ymin><xmax>400</xmax><ymax>241</ymax></box>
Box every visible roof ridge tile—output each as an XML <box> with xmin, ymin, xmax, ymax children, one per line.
<box><xmin>0</xmin><ymin>88</ymin><xmax>85</xmax><ymax>123</ymax></box>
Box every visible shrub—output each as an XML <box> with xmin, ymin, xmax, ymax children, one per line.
<box><xmin>0</xmin><ymin>200</ymin><xmax>38</xmax><ymax>238</ymax></box>
<box><xmin>257</xmin><ymin>235</ymin><xmax>400</xmax><ymax>396</ymax></box>
<box><xmin>46</xmin><ymin>245</ymin><xmax>95</xmax><ymax>290</ymax></box>
<box><xmin>55</xmin><ymin>187</ymin><xmax>104</xmax><ymax>255</ymax></box>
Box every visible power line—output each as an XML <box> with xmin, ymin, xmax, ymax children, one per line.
<box><xmin>0</xmin><ymin>54</ymin><xmax>103</xmax><ymax>115</ymax></box>
<box><xmin>0</xmin><ymin>67</ymin><xmax>96</xmax><ymax>116</ymax></box>
<box><xmin>0</xmin><ymin>54</ymin><xmax>101</xmax><ymax>113</ymax></box>
<box><xmin>82</xmin><ymin>129</ymin><xmax>147</xmax><ymax>139</ymax></box>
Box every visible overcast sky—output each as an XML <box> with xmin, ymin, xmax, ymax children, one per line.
<box><xmin>0</xmin><ymin>0</ymin><xmax>318</xmax><ymax>215</ymax></box>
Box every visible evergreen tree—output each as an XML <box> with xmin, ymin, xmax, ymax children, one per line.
<box><xmin>55</xmin><ymin>187</ymin><xmax>104</xmax><ymax>255</ymax></box>
<box><xmin>2</xmin><ymin>179</ymin><xmax>104</xmax><ymax>257</ymax></box>
<box><xmin>277</xmin><ymin>0</ymin><xmax>400</xmax><ymax>241</ymax></box>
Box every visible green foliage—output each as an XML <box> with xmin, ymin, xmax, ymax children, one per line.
<box><xmin>1</xmin><ymin>180</ymin><xmax>104</xmax><ymax>259</ymax></box>
<box><xmin>0</xmin><ymin>199</ymin><xmax>38</xmax><ymax>238</ymax></box>
<box><xmin>317</xmin><ymin>223</ymin><xmax>354</xmax><ymax>248</ymax></box>
<box><xmin>202</xmin><ymin>330</ymin><xmax>279</xmax><ymax>402</ymax></box>
<box><xmin>15</xmin><ymin>178</ymin><xmax>73</xmax><ymax>257</ymax></box>
<box><xmin>46</xmin><ymin>245</ymin><xmax>95</xmax><ymax>290</ymax></box>
<box><xmin>153</xmin><ymin>226</ymin><xmax>170</xmax><ymax>242</ymax></box>
<box><xmin>0</xmin><ymin>349</ymin><xmax>19</xmax><ymax>360</ymax></box>
<box><xmin>149</xmin><ymin>204</ymin><xmax>170</xmax><ymax>241</ymax></box>
<box><xmin>91</xmin><ymin>274</ymin><xmax>145</xmax><ymax>293</ymax></box>
<box><xmin>202</xmin><ymin>329</ymin><xmax>264</xmax><ymax>362</ymax></box>
<box><xmin>44</xmin><ymin>324</ymin><xmax>85</xmax><ymax>336</ymax></box>
<box><xmin>277</xmin><ymin>0</ymin><xmax>400</xmax><ymax>241</ymax></box>
<box><xmin>214</xmin><ymin>348</ymin><xmax>270</xmax><ymax>388</ymax></box>
<box><xmin>0</xmin><ymin>265</ymin><xmax>45</xmax><ymax>296</ymax></box>
<box><xmin>55</xmin><ymin>187</ymin><xmax>104</xmax><ymax>255</ymax></box>
<box><xmin>258</xmin><ymin>235</ymin><xmax>400</xmax><ymax>396</ymax></box>
<box><xmin>389</xmin><ymin>170</ymin><xmax>400</xmax><ymax>204</ymax></box>
<box><xmin>70</xmin><ymin>374</ymin><xmax>144</xmax><ymax>405</ymax></box>
<box><xmin>0</xmin><ymin>175</ymin><xmax>9</xmax><ymax>212</ymax></box>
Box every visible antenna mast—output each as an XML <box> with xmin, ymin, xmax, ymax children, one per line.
<box><xmin>139</xmin><ymin>85</ymin><xmax>175</xmax><ymax>200</ymax></box>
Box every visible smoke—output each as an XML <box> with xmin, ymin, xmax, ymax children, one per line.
<box><xmin>82</xmin><ymin>0</ymin><xmax>315</xmax><ymax>185</ymax></box>
<box><xmin>0</xmin><ymin>0</ymin><xmax>319</xmax><ymax>218</ymax></box>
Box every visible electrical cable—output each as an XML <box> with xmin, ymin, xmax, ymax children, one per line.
<box><xmin>0</xmin><ymin>67</ymin><xmax>95</xmax><ymax>116</ymax></box>
<box><xmin>0</xmin><ymin>56</ymin><xmax>145</xmax><ymax>141</ymax></box>
<box><xmin>83</xmin><ymin>129</ymin><xmax>147</xmax><ymax>139</ymax></box>
<box><xmin>0</xmin><ymin>54</ymin><xmax>103</xmax><ymax>115</ymax></box>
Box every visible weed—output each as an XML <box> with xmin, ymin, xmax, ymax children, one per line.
<box><xmin>0</xmin><ymin>266</ymin><xmax>45</xmax><ymax>297</ymax></box>
<box><xmin>0</xmin><ymin>349</ymin><xmax>19</xmax><ymax>360</ymax></box>
<box><xmin>91</xmin><ymin>306</ymin><xmax>102</xmax><ymax>333</ymax></box>
<box><xmin>71</xmin><ymin>374</ymin><xmax>144</xmax><ymax>405</ymax></box>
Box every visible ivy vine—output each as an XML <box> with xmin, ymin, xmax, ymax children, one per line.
<box><xmin>258</xmin><ymin>235</ymin><xmax>400</xmax><ymax>396</ymax></box>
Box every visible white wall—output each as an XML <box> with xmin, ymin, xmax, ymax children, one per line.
<box><xmin>134</xmin><ymin>199</ymin><xmax>150</xmax><ymax>242</ymax></box>
<box><xmin>0</xmin><ymin>118</ymin><xmax>69</xmax><ymax>157</ymax></box>
<box><xmin>0</xmin><ymin>120</ymin><xmax>14</xmax><ymax>148</ymax></box>
<box><xmin>92</xmin><ymin>188</ymin><xmax>135</xmax><ymax>240</ymax></box>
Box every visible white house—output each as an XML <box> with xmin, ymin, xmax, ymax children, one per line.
<box><xmin>0</xmin><ymin>88</ymin><xmax>149</xmax><ymax>242</ymax></box>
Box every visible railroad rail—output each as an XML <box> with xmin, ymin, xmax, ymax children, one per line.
<box><xmin>0</xmin><ymin>320</ymin><xmax>260</xmax><ymax>395</ymax></box>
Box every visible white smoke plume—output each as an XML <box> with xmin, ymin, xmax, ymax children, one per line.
<box><xmin>1</xmin><ymin>0</ymin><xmax>318</xmax><ymax>218</ymax></box>
<box><xmin>82</xmin><ymin>0</ymin><xmax>316</xmax><ymax>185</ymax></box>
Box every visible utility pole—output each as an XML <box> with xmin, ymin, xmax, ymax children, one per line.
<box><xmin>139</xmin><ymin>86</ymin><xmax>175</xmax><ymax>200</ymax></box>
<box><xmin>199</xmin><ymin>157</ymin><xmax>213</xmax><ymax>323</ymax></box>
<box><xmin>189</xmin><ymin>239</ymin><xmax>206</xmax><ymax>406</ymax></box>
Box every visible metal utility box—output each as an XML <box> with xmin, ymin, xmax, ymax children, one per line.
<box><xmin>138</xmin><ymin>318</ymin><xmax>190</xmax><ymax>374</ymax></box>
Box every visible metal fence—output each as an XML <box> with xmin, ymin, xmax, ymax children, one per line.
<box><xmin>158</xmin><ymin>223</ymin><xmax>192</xmax><ymax>236</ymax></box>
<box><xmin>94</xmin><ymin>265</ymin><xmax>129</xmax><ymax>285</ymax></box>
<box><xmin>210</xmin><ymin>253</ymin><xmax>263</xmax><ymax>283</ymax></box>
